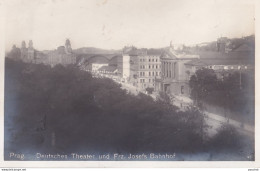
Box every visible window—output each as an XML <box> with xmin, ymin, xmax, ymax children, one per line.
<box><xmin>149</xmin><ymin>72</ymin><xmax>151</xmax><ymax>76</ymax></box>
<box><xmin>156</xmin><ymin>72</ymin><xmax>158</xmax><ymax>76</ymax></box>
<box><xmin>149</xmin><ymin>65</ymin><xmax>151</xmax><ymax>69</ymax></box>
<box><xmin>152</xmin><ymin>72</ymin><xmax>154</xmax><ymax>76</ymax></box>
<box><xmin>181</xmin><ymin>86</ymin><xmax>184</xmax><ymax>94</ymax></box>
<box><xmin>156</xmin><ymin>65</ymin><xmax>158</xmax><ymax>69</ymax></box>
<box><xmin>149</xmin><ymin>79</ymin><xmax>151</xmax><ymax>83</ymax></box>
<box><xmin>149</xmin><ymin>59</ymin><xmax>151</xmax><ymax>62</ymax></box>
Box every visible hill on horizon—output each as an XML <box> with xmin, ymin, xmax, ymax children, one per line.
<box><xmin>73</xmin><ymin>47</ymin><xmax>121</xmax><ymax>55</ymax></box>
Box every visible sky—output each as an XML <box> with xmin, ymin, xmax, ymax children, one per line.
<box><xmin>4</xmin><ymin>0</ymin><xmax>255</xmax><ymax>51</ymax></box>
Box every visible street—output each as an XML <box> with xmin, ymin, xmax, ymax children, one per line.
<box><xmin>117</xmin><ymin>78</ymin><xmax>254</xmax><ymax>139</ymax></box>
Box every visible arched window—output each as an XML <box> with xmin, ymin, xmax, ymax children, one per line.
<box><xmin>181</xmin><ymin>85</ymin><xmax>184</xmax><ymax>94</ymax></box>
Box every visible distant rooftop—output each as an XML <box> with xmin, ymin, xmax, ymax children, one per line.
<box><xmin>232</xmin><ymin>44</ymin><xmax>254</xmax><ymax>52</ymax></box>
<box><xmin>185</xmin><ymin>58</ymin><xmax>254</xmax><ymax>66</ymax></box>
<box><xmin>98</xmin><ymin>65</ymin><xmax>117</xmax><ymax>72</ymax></box>
<box><xmin>162</xmin><ymin>47</ymin><xmax>199</xmax><ymax>59</ymax></box>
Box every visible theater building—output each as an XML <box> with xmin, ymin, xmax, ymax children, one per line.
<box><xmin>159</xmin><ymin>45</ymin><xmax>199</xmax><ymax>96</ymax></box>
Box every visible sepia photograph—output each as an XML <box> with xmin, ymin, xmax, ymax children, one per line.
<box><xmin>1</xmin><ymin>0</ymin><xmax>258</xmax><ymax>167</ymax></box>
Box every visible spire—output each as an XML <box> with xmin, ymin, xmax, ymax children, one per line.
<box><xmin>170</xmin><ymin>40</ymin><xmax>174</xmax><ymax>50</ymax></box>
<box><xmin>65</xmin><ymin>39</ymin><xmax>71</xmax><ymax>47</ymax></box>
<box><xmin>21</xmin><ymin>41</ymin><xmax>26</xmax><ymax>48</ymax></box>
<box><xmin>65</xmin><ymin>39</ymin><xmax>72</xmax><ymax>54</ymax></box>
<box><xmin>29</xmin><ymin>40</ymin><xmax>33</xmax><ymax>48</ymax></box>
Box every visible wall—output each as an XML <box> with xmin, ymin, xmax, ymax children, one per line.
<box><xmin>169</xmin><ymin>82</ymin><xmax>190</xmax><ymax>96</ymax></box>
<box><xmin>122</xmin><ymin>55</ymin><xmax>130</xmax><ymax>79</ymax></box>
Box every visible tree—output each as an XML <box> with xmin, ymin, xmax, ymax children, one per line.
<box><xmin>189</xmin><ymin>68</ymin><xmax>217</xmax><ymax>108</ymax></box>
<box><xmin>145</xmin><ymin>87</ymin><xmax>154</xmax><ymax>94</ymax></box>
<box><xmin>6</xmin><ymin>58</ymin><xmax>233</xmax><ymax>158</ymax></box>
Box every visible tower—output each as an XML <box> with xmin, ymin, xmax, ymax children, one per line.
<box><xmin>21</xmin><ymin>41</ymin><xmax>26</xmax><ymax>48</ymax></box>
<box><xmin>28</xmin><ymin>40</ymin><xmax>33</xmax><ymax>49</ymax></box>
<box><xmin>65</xmin><ymin>39</ymin><xmax>72</xmax><ymax>54</ymax></box>
<box><xmin>28</xmin><ymin>40</ymin><xmax>35</xmax><ymax>62</ymax></box>
<box><xmin>21</xmin><ymin>41</ymin><xmax>27</xmax><ymax>61</ymax></box>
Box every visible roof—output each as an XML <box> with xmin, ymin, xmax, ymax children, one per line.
<box><xmin>98</xmin><ymin>65</ymin><xmax>117</xmax><ymax>72</ymax></box>
<box><xmin>123</xmin><ymin>47</ymin><xmax>164</xmax><ymax>56</ymax></box>
<box><xmin>128</xmin><ymin>49</ymin><xmax>147</xmax><ymax>56</ymax></box>
<box><xmin>185</xmin><ymin>60</ymin><xmax>207</xmax><ymax>66</ymax></box>
<box><xmin>185</xmin><ymin>58</ymin><xmax>254</xmax><ymax>66</ymax></box>
<box><xmin>161</xmin><ymin>47</ymin><xmax>199</xmax><ymax>59</ymax></box>
<box><xmin>193</xmin><ymin>49</ymin><xmax>254</xmax><ymax>60</ymax></box>
<box><xmin>202</xmin><ymin>59</ymin><xmax>252</xmax><ymax>65</ymax></box>
<box><xmin>147</xmin><ymin>49</ymin><xmax>163</xmax><ymax>56</ymax></box>
<box><xmin>232</xmin><ymin>44</ymin><xmax>254</xmax><ymax>52</ymax></box>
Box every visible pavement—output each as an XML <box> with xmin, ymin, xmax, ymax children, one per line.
<box><xmin>204</xmin><ymin>111</ymin><xmax>254</xmax><ymax>137</ymax></box>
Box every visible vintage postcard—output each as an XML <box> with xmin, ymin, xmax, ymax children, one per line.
<box><xmin>0</xmin><ymin>0</ymin><xmax>259</xmax><ymax>168</ymax></box>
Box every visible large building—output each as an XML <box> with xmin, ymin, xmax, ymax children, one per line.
<box><xmin>158</xmin><ymin>44</ymin><xmax>199</xmax><ymax>96</ymax></box>
<box><xmin>118</xmin><ymin>46</ymin><xmax>162</xmax><ymax>90</ymax></box>
<box><xmin>20</xmin><ymin>40</ymin><xmax>36</xmax><ymax>63</ymax></box>
<box><xmin>157</xmin><ymin>42</ymin><xmax>254</xmax><ymax>97</ymax></box>
<box><xmin>48</xmin><ymin>39</ymin><xmax>76</xmax><ymax>67</ymax></box>
<box><xmin>117</xmin><ymin>46</ymin><xmax>133</xmax><ymax>81</ymax></box>
<box><xmin>9</xmin><ymin>39</ymin><xmax>75</xmax><ymax>66</ymax></box>
<box><xmin>136</xmin><ymin>49</ymin><xmax>162</xmax><ymax>90</ymax></box>
<box><xmin>185</xmin><ymin>43</ymin><xmax>254</xmax><ymax>80</ymax></box>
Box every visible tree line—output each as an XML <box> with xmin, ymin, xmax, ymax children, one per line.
<box><xmin>5</xmin><ymin>59</ymin><xmax>244</xmax><ymax>160</ymax></box>
<box><xmin>189</xmin><ymin>68</ymin><xmax>254</xmax><ymax>117</ymax></box>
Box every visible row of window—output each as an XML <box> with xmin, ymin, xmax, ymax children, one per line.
<box><xmin>207</xmin><ymin>65</ymin><xmax>248</xmax><ymax>70</ymax></box>
<box><xmin>139</xmin><ymin>79</ymin><xmax>155</xmax><ymax>83</ymax></box>
<box><xmin>140</xmin><ymin>65</ymin><xmax>161</xmax><ymax>69</ymax></box>
<box><xmin>140</xmin><ymin>58</ymin><xmax>160</xmax><ymax>62</ymax></box>
<box><xmin>139</xmin><ymin>71</ymin><xmax>161</xmax><ymax>77</ymax></box>
<box><xmin>139</xmin><ymin>83</ymin><xmax>155</xmax><ymax>88</ymax></box>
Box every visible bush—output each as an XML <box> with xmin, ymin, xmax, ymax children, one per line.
<box><xmin>207</xmin><ymin>124</ymin><xmax>242</xmax><ymax>150</ymax></box>
<box><xmin>145</xmin><ymin>87</ymin><xmax>154</xmax><ymax>94</ymax></box>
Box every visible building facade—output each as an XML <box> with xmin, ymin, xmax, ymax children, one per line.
<box><xmin>159</xmin><ymin>45</ymin><xmax>199</xmax><ymax>96</ymax></box>
<box><xmin>137</xmin><ymin>52</ymin><xmax>161</xmax><ymax>90</ymax></box>
<box><xmin>158</xmin><ymin>42</ymin><xmax>254</xmax><ymax>97</ymax></box>
<box><xmin>20</xmin><ymin>40</ymin><xmax>36</xmax><ymax>63</ymax></box>
<box><xmin>48</xmin><ymin>39</ymin><xmax>76</xmax><ymax>67</ymax></box>
<box><xmin>118</xmin><ymin>46</ymin><xmax>162</xmax><ymax>90</ymax></box>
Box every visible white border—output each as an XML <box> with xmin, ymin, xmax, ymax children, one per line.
<box><xmin>0</xmin><ymin>0</ymin><xmax>259</xmax><ymax>168</ymax></box>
